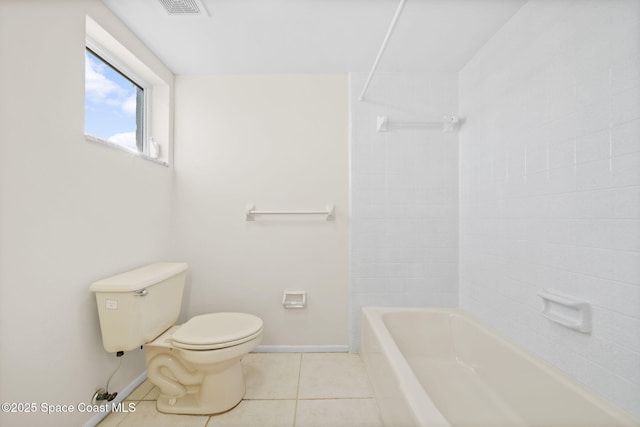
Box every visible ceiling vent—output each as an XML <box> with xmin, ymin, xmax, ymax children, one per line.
<box><xmin>158</xmin><ymin>0</ymin><xmax>209</xmax><ymax>16</ymax></box>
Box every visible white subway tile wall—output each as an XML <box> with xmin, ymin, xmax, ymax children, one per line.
<box><xmin>349</xmin><ymin>72</ymin><xmax>459</xmax><ymax>350</ymax></box>
<box><xmin>459</xmin><ymin>0</ymin><xmax>640</xmax><ymax>418</ymax></box>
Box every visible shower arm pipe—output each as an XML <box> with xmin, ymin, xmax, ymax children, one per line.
<box><xmin>359</xmin><ymin>0</ymin><xmax>407</xmax><ymax>102</ymax></box>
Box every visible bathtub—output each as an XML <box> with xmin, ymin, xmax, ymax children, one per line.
<box><xmin>361</xmin><ymin>307</ymin><xmax>638</xmax><ymax>427</ymax></box>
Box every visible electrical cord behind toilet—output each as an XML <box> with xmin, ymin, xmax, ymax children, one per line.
<box><xmin>92</xmin><ymin>351</ymin><xmax>124</xmax><ymax>404</ymax></box>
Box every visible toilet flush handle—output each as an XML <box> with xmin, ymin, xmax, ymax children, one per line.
<box><xmin>134</xmin><ymin>288</ymin><xmax>149</xmax><ymax>297</ymax></box>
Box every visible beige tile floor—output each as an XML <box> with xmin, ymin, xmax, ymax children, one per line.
<box><xmin>98</xmin><ymin>353</ymin><xmax>383</xmax><ymax>427</ymax></box>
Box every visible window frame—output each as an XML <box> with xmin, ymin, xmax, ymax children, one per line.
<box><xmin>84</xmin><ymin>37</ymin><xmax>153</xmax><ymax>160</ymax></box>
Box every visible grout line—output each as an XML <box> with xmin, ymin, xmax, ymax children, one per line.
<box><xmin>292</xmin><ymin>352</ymin><xmax>303</xmax><ymax>427</ymax></box>
<box><xmin>205</xmin><ymin>407</ymin><xmax>213</xmax><ymax>427</ymax></box>
<box><xmin>296</xmin><ymin>397</ymin><xmax>376</xmax><ymax>401</ymax></box>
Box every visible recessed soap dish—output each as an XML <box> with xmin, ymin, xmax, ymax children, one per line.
<box><xmin>282</xmin><ymin>290</ymin><xmax>306</xmax><ymax>309</ymax></box>
<box><xmin>538</xmin><ymin>289</ymin><xmax>591</xmax><ymax>333</ymax></box>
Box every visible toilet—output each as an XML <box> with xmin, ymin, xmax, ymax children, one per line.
<box><xmin>89</xmin><ymin>262</ymin><xmax>263</xmax><ymax>415</ymax></box>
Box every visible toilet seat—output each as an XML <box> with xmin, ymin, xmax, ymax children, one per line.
<box><xmin>171</xmin><ymin>312</ymin><xmax>264</xmax><ymax>350</ymax></box>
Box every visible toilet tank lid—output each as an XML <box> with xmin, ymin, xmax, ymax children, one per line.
<box><xmin>89</xmin><ymin>262</ymin><xmax>188</xmax><ymax>292</ymax></box>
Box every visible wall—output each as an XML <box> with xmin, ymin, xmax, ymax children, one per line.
<box><xmin>0</xmin><ymin>1</ymin><xmax>174</xmax><ymax>426</ymax></box>
<box><xmin>349</xmin><ymin>72</ymin><xmax>459</xmax><ymax>350</ymax></box>
<box><xmin>459</xmin><ymin>0</ymin><xmax>640</xmax><ymax>418</ymax></box>
<box><xmin>172</xmin><ymin>75</ymin><xmax>349</xmax><ymax>348</ymax></box>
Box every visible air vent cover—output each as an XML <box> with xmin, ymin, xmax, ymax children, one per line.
<box><xmin>158</xmin><ymin>0</ymin><xmax>208</xmax><ymax>16</ymax></box>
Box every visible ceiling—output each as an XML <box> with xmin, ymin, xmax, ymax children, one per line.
<box><xmin>101</xmin><ymin>0</ymin><xmax>527</xmax><ymax>75</ymax></box>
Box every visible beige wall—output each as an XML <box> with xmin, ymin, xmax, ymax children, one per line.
<box><xmin>0</xmin><ymin>1</ymin><xmax>174</xmax><ymax>426</ymax></box>
<box><xmin>173</xmin><ymin>75</ymin><xmax>349</xmax><ymax>347</ymax></box>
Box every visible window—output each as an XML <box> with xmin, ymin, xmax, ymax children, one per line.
<box><xmin>85</xmin><ymin>15</ymin><xmax>171</xmax><ymax>165</ymax></box>
<box><xmin>84</xmin><ymin>47</ymin><xmax>146</xmax><ymax>154</ymax></box>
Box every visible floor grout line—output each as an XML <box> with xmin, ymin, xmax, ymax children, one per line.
<box><xmin>241</xmin><ymin>397</ymin><xmax>374</xmax><ymax>403</ymax></box>
<box><xmin>292</xmin><ymin>352</ymin><xmax>303</xmax><ymax>427</ymax></box>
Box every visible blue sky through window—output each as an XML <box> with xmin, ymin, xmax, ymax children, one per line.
<box><xmin>84</xmin><ymin>49</ymin><xmax>141</xmax><ymax>151</ymax></box>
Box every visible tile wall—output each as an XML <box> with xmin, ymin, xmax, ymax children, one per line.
<box><xmin>349</xmin><ymin>72</ymin><xmax>459</xmax><ymax>350</ymax></box>
<box><xmin>458</xmin><ymin>0</ymin><xmax>640</xmax><ymax>418</ymax></box>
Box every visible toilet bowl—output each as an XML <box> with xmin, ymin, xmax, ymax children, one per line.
<box><xmin>89</xmin><ymin>263</ymin><xmax>263</xmax><ymax>415</ymax></box>
<box><xmin>146</xmin><ymin>312</ymin><xmax>263</xmax><ymax>414</ymax></box>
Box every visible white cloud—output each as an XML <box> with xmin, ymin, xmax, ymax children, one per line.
<box><xmin>85</xmin><ymin>53</ymin><xmax>121</xmax><ymax>102</ymax></box>
<box><xmin>108</xmin><ymin>132</ymin><xmax>137</xmax><ymax>151</ymax></box>
<box><xmin>85</xmin><ymin>52</ymin><xmax>137</xmax><ymax>116</ymax></box>
<box><xmin>122</xmin><ymin>93</ymin><xmax>137</xmax><ymax>115</ymax></box>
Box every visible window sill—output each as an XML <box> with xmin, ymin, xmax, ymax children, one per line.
<box><xmin>85</xmin><ymin>134</ymin><xmax>168</xmax><ymax>167</ymax></box>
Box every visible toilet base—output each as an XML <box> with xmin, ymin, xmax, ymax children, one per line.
<box><xmin>145</xmin><ymin>327</ymin><xmax>262</xmax><ymax>415</ymax></box>
<box><xmin>156</xmin><ymin>359</ymin><xmax>246</xmax><ymax>415</ymax></box>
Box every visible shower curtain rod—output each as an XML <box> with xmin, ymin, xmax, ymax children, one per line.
<box><xmin>359</xmin><ymin>0</ymin><xmax>407</xmax><ymax>102</ymax></box>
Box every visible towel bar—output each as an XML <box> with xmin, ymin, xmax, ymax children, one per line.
<box><xmin>245</xmin><ymin>204</ymin><xmax>335</xmax><ymax>221</ymax></box>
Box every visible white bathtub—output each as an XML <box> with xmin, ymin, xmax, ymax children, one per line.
<box><xmin>361</xmin><ymin>307</ymin><xmax>638</xmax><ymax>427</ymax></box>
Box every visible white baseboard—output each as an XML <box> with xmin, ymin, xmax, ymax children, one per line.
<box><xmin>253</xmin><ymin>345</ymin><xmax>350</xmax><ymax>353</ymax></box>
<box><xmin>82</xmin><ymin>370</ymin><xmax>147</xmax><ymax>427</ymax></box>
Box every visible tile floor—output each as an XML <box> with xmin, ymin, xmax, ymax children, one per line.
<box><xmin>98</xmin><ymin>353</ymin><xmax>383</xmax><ymax>427</ymax></box>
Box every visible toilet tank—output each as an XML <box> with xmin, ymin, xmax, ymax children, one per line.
<box><xmin>89</xmin><ymin>262</ymin><xmax>188</xmax><ymax>353</ymax></box>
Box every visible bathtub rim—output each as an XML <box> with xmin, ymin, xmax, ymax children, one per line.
<box><xmin>362</xmin><ymin>306</ymin><xmax>452</xmax><ymax>427</ymax></box>
<box><xmin>361</xmin><ymin>306</ymin><xmax>639</xmax><ymax>427</ymax></box>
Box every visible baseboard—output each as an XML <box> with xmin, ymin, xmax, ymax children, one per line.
<box><xmin>82</xmin><ymin>370</ymin><xmax>147</xmax><ymax>427</ymax></box>
<box><xmin>253</xmin><ymin>345</ymin><xmax>350</xmax><ymax>353</ymax></box>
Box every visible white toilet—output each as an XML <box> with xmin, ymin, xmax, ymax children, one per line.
<box><xmin>89</xmin><ymin>262</ymin><xmax>263</xmax><ymax>414</ymax></box>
